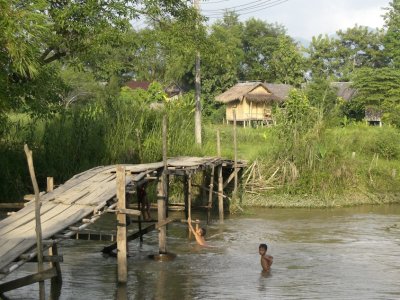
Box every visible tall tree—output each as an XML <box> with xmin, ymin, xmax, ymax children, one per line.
<box><xmin>269</xmin><ymin>36</ymin><xmax>305</xmax><ymax>86</ymax></box>
<box><xmin>202</xmin><ymin>12</ymin><xmax>244</xmax><ymax>97</ymax></box>
<box><xmin>0</xmin><ymin>0</ymin><xmax>193</xmax><ymax>115</ymax></box>
<box><xmin>335</xmin><ymin>26</ymin><xmax>387</xmax><ymax>80</ymax></box>
<box><xmin>241</xmin><ymin>18</ymin><xmax>286</xmax><ymax>81</ymax></box>
<box><xmin>383</xmin><ymin>0</ymin><xmax>400</xmax><ymax>68</ymax></box>
<box><xmin>307</xmin><ymin>26</ymin><xmax>386</xmax><ymax>81</ymax></box>
<box><xmin>350</xmin><ymin>67</ymin><xmax>400</xmax><ymax>125</ymax></box>
<box><xmin>306</xmin><ymin>34</ymin><xmax>338</xmax><ymax>80</ymax></box>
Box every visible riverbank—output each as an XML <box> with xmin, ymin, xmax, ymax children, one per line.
<box><xmin>208</xmin><ymin>123</ymin><xmax>400</xmax><ymax>209</ymax></box>
<box><xmin>240</xmin><ymin>192</ymin><xmax>400</xmax><ymax>209</ymax></box>
<box><xmin>2</xmin><ymin>108</ymin><xmax>400</xmax><ymax>209</ymax></box>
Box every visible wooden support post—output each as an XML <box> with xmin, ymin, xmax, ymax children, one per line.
<box><xmin>218</xmin><ymin>165</ymin><xmax>224</xmax><ymax>223</ymax></box>
<box><xmin>116</xmin><ymin>165</ymin><xmax>127</xmax><ymax>283</ymax></box>
<box><xmin>162</xmin><ymin>114</ymin><xmax>170</xmax><ymax>219</ymax></box>
<box><xmin>48</xmin><ymin>243</ymin><xmax>62</xmax><ymax>284</ymax></box>
<box><xmin>157</xmin><ymin>178</ymin><xmax>167</xmax><ymax>254</ymax></box>
<box><xmin>24</xmin><ymin>144</ymin><xmax>45</xmax><ymax>300</ymax></box>
<box><xmin>49</xmin><ymin>243</ymin><xmax>62</xmax><ymax>300</ymax></box>
<box><xmin>188</xmin><ymin>174</ymin><xmax>192</xmax><ymax>219</ymax></box>
<box><xmin>137</xmin><ymin>186</ymin><xmax>143</xmax><ymax>243</ymax></box>
<box><xmin>46</xmin><ymin>177</ymin><xmax>54</xmax><ymax>192</ymax></box>
<box><xmin>157</xmin><ymin>113</ymin><xmax>168</xmax><ymax>254</ymax></box>
<box><xmin>183</xmin><ymin>175</ymin><xmax>189</xmax><ymax>219</ymax></box>
<box><xmin>217</xmin><ymin>129</ymin><xmax>221</xmax><ymax>157</ymax></box>
<box><xmin>188</xmin><ymin>174</ymin><xmax>192</xmax><ymax>236</ymax></box>
<box><xmin>233</xmin><ymin>109</ymin><xmax>238</xmax><ymax>200</ymax></box>
<box><xmin>207</xmin><ymin>166</ymin><xmax>215</xmax><ymax>224</ymax></box>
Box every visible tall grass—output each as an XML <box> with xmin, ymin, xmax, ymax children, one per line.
<box><xmin>0</xmin><ymin>95</ymin><xmax>201</xmax><ymax>201</ymax></box>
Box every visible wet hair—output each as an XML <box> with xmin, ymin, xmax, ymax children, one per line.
<box><xmin>199</xmin><ymin>228</ymin><xmax>206</xmax><ymax>237</ymax></box>
<box><xmin>259</xmin><ymin>243</ymin><xmax>268</xmax><ymax>250</ymax></box>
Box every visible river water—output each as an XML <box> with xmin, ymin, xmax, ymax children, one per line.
<box><xmin>2</xmin><ymin>205</ymin><xmax>400</xmax><ymax>300</ymax></box>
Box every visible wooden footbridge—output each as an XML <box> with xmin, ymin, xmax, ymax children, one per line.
<box><xmin>0</xmin><ymin>156</ymin><xmax>245</xmax><ymax>297</ymax></box>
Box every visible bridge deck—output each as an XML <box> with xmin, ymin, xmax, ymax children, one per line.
<box><xmin>0</xmin><ymin>156</ymin><xmax>243</xmax><ymax>278</ymax></box>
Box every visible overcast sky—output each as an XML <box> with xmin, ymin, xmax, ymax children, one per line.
<box><xmin>200</xmin><ymin>0</ymin><xmax>391</xmax><ymax>40</ymax></box>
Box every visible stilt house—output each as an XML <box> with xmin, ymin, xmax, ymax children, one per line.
<box><xmin>215</xmin><ymin>81</ymin><xmax>292</xmax><ymax>126</ymax></box>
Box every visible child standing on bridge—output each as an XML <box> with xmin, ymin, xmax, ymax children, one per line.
<box><xmin>259</xmin><ymin>243</ymin><xmax>273</xmax><ymax>272</ymax></box>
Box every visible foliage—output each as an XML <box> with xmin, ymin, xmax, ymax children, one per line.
<box><xmin>350</xmin><ymin>67</ymin><xmax>400</xmax><ymax>125</ymax></box>
<box><xmin>269</xmin><ymin>36</ymin><xmax>305</xmax><ymax>86</ymax></box>
<box><xmin>335</xmin><ymin>26</ymin><xmax>387</xmax><ymax>79</ymax></box>
<box><xmin>306</xmin><ymin>26</ymin><xmax>386</xmax><ymax>81</ymax></box>
<box><xmin>0</xmin><ymin>91</ymin><xmax>200</xmax><ymax>201</ymax></box>
<box><xmin>274</xmin><ymin>89</ymin><xmax>319</xmax><ymax>140</ymax></box>
<box><xmin>305</xmin><ymin>78</ymin><xmax>340</xmax><ymax>119</ymax></box>
<box><xmin>306</xmin><ymin>34</ymin><xmax>339</xmax><ymax>79</ymax></box>
<box><xmin>241</xmin><ymin>18</ymin><xmax>287</xmax><ymax>81</ymax></box>
<box><xmin>383</xmin><ymin>0</ymin><xmax>400</xmax><ymax>68</ymax></box>
<box><xmin>202</xmin><ymin>12</ymin><xmax>244</xmax><ymax>98</ymax></box>
<box><xmin>0</xmin><ymin>0</ymin><xmax>194</xmax><ymax>120</ymax></box>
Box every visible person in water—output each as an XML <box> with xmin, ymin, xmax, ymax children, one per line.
<box><xmin>138</xmin><ymin>183</ymin><xmax>151</xmax><ymax>220</ymax></box>
<box><xmin>187</xmin><ymin>217</ymin><xmax>207</xmax><ymax>247</ymax></box>
<box><xmin>259</xmin><ymin>243</ymin><xmax>273</xmax><ymax>272</ymax></box>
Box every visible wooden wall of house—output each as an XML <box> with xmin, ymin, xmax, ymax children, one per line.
<box><xmin>226</xmin><ymin>99</ymin><xmax>246</xmax><ymax>121</ymax></box>
<box><xmin>225</xmin><ymin>100</ymin><xmax>273</xmax><ymax>121</ymax></box>
<box><xmin>224</xmin><ymin>86</ymin><xmax>274</xmax><ymax>122</ymax></box>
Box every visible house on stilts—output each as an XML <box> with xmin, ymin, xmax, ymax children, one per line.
<box><xmin>215</xmin><ymin>81</ymin><xmax>292</xmax><ymax>127</ymax></box>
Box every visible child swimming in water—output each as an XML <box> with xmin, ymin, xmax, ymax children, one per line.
<box><xmin>187</xmin><ymin>217</ymin><xmax>208</xmax><ymax>247</ymax></box>
<box><xmin>259</xmin><ymin>243</ymin><xmax>273</xmax><ymax>272</ymax></box>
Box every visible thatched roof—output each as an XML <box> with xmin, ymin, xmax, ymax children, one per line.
<box><xmin>331</xmin><ymin>82</ymin><xmax>357</xmax><ymax>101</ymax></box>
<box><xmin>215</xmin><ymin>82</ymin><xmax>292</xmax><ymax>104</ymax></box>
<box><xmin>264</xmin><ymin>83</ymin><xmax>293</xmax><ymax>102</ymax></box>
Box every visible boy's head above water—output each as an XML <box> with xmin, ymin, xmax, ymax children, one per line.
<box><xmin>197</xmin><ymin>227</ymin><xmax>206</xmax><ymax>237</ymax></box>
<box><xmin>259</xmin><ymin>243</ymin><xmax>268</xmax><ymax>255</ymax></box>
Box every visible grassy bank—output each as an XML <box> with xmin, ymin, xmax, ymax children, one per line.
<box><xmin>206</xmin><ymin>123</ymin><xmax>400</xmax><ymax>208</ymax></box>
<box><xmin>0</xmin><ymin>97</ymin><xmax>208</xmax><ymax>201</ymax></box>
<box><xmin>2</xmin><ymin>100</ymin><xmax>400</xmax><ymax>209</ymax></box>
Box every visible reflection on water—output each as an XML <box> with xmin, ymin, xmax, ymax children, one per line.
<box><xmin>1</xmin><ymin>205</ymin><xmax>400</xmax><ymax>299</ymax></box>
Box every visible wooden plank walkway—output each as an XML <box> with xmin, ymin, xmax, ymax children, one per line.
<box><xmin>0</xmin><ymin>156</ymin><xmax>244</xmax><ymax>280</ymax></box>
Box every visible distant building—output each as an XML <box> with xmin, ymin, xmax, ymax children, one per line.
<box><xmin>215</xmin><ymin>81</ymin><xmax>293</xmax><ymax>126</ymax></box>
<box><xmin>125</xmin><ymin>80</ymin><xmax>151</xmax><ymax>91</ymax></box>
<box><xmin>365</xmin><ymin>106</ymin><xmax>383</xmax><ymax>127</ymax></box>
<box><xmin>331</xmin><ymin>82</ymin><xmax>382</xmax><ymax>126</ymax></box>
<box><xmin>125</xmin><ymin>80</ymin><xmax>183</xmax><ymax>99</ymax></box>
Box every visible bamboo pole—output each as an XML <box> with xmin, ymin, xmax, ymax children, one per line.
<box><xmin>184</xmin><ymin>175</ymin><xmax>189</xmax><ymax>219</ymax></box>
<box><xmin>233</xmin><ymin>109</ymin><xmax>238</xmax><ymax>199</ymax></box>
<box><xmin>217</xmin><ymin>129</ymin><xmax>221</xmax><ymax>157</ymax></box>
<box><xmin>157</xmin><ymin>114</ymin><xmax>168</xmax><ymax>254</ymax></box>
<box><xmin>46</xmin><ymin>176</ymin><xmax>62</xmax><ymax>287</ymax></box>
<box><xmin>188</xmin><ymin>174</ymin><xmax>192</xmax><ymax>220</ymax></box>
<box><xmin>46</xmin><ymin>177</ymin><xmax>54</xmax><ymax>193</ymax></box>
<box><xmin>188</xmin><ymin>174</ymin><xmax>192</xmax><ymax>236</ymax></box>
<box><xmin>137</xmin><ymin>186</ymin><xmax>143</xmax><ymax>244</ymax></box>
<box><xmin>218</xmin><ymin>165</ymin><xmax>224</xmax><ymax>223</ymax></box>
<box><xmin>157</xmin><ymin>178</ymin><xmax>167</xmax><ymax>254</ymax></box>
<box><xmin>194</xmin><ymin>0</ymin><xmax>202</xmax><ymax>145</ymax></box>
<box><xmin>207</xmin><ymin>166</ymin><xmax>215</xmax><ymax>224</ymax></box>
<box><xmin>116</xmin><ymin>165</ymin><xmax>127</xmax><ymax>283</ymax></box>
<box><xmin>49</xmin><ymin>243</ymin><xmax>62</xmax><ymax>293</ymax></box>
<box><xmin>24</xmin><ymin>144</ymin><xmax>45</xmax><ymax>300</ymax></box>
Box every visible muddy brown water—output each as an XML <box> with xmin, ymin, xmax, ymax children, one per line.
<box><xmin>1</xmin><ymin>205</ymin><xmax>400</xmax><ymax>299</ymax></box>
